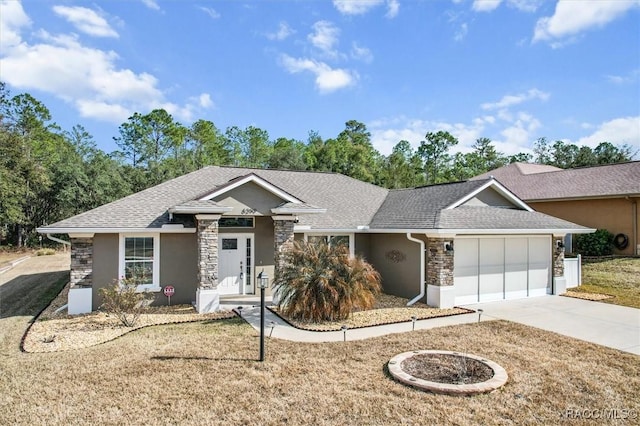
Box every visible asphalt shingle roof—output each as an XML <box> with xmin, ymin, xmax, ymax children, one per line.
<box><xmin>44</xmin><ymin>166</ymin><xmax>389</xmax><ymax>230</ymax></box>
<box><xmin>42</xmin><ymin>167</ymin><xmax>589</xmax><ymax>232</ymax></box>
<box><xmin>439</xmin><ymin>207</ymin><xmax>588</xmax><ymax>230</ymax></box>
<box><xmin>369</xmin><ymin>180</ymin><xmax>488</xmax><ymax>229</ymax></box>
<box><xmin>472</xmin><ymin>161</ymin><xmax>640</xmax><ymax>201</ymax></box>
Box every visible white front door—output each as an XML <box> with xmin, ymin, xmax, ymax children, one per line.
<box><xmin>218</xmin><ymin>234</ymin><xmax>254</xmax><ymax>295</ymax></box>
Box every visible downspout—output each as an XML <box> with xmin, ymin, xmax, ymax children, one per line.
<box><xmin>406</xmin><ymin>233</ymin><xmax>425</xmax><ymax>306</ymax></box>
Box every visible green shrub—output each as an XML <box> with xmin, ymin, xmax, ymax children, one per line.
<box><xmin>35</xmin><ymin>248</ymin><xmax>56</xmax><ymax>256</ymax></box>
<box><xmin>575</xmin><ymin>229</ymin><xmax>614</xmax><ymax>256</ymax></box>
<box><xmin>99</xmin><ymin>279</ymin><xmax>154</xmax><ymax>327</ymax></box>
<box><xmin>273</xmin><ymin>240</ymin><xmax>382</xmax><ymax>322</ymax></box>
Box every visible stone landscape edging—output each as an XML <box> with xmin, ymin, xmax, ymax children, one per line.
<box><xmin>387</xmin><ymin>349</ymin><xmax>508</xmax><ymax>396</ymax></box>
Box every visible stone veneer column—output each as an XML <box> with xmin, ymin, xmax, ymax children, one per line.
<box><xmin>552</xmin><ymin>236</ymin><xmax>565</xmax><ymax>277</ymax></box>
<box><xmin>272</xmin><ymin>216</ymin><xmax>296</xmax><ymax>302</ymax></box>
<box><xmin>68</xmin><ymin>236</ymin><xmax>94</xmax><ymax>315</ymax></box>
<box><xmin>426</xmin><ymin>236</ymin><xmax>456</xmax><ymax>309</ymax></box>
<box><xmin>552</xmin><ymin>235</ymin><xmax>567</xmax><ymax>295</ymax></box>
<box><xmin>70</xmin><ymin>237</ymin><xmax>93</xmax><ymax>288</ymax></box>
<box><xmin>195</xmin><ymin>214</ymin><xmax>221</xmax><ymax>313</ymax></box>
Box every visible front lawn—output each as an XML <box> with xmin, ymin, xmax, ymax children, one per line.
<box><xmin>570</xmin><ymin>257</ymin><xmax>640</xmax><ymax>309</ymax></box>
<box><xmin>3</xmin><ymin>255</ymin><xmax>639</xmax><ymax>424</ymax></box>
<box><xmin>3</xmin><ymin>319</ymin><xmax>640</xmax><ymax>424</ymax></box>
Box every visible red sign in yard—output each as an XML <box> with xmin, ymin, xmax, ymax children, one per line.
<box><xmin>163</xmin><ymin>285</ymin><xmax>175</xmax><ymax>297</ymax></box>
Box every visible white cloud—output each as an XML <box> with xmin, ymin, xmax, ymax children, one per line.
<box><xmin>52</xmin><ymin>5</ymin><xmax>118</xmax><ymax>38</ymax></box>
<box><xmin>0</xmin><ymin>0</ymin><xmax>31</xmax><ymax>51</ymax></box>
<box><xmin>1</xmin><ymin>3</ymin><xmax>209</xmax><ymax>124</ymax></box>
<box><xmin>197</xmin><ymin>93</ymin><xmax>213</xmax><ymax>108</ymax></box>
<box><xmin>386</xmin><ymin>0</ymin><xmax>400</xmax><ymax>18</ymax></box>
<box><xmin>454</xmin><ymin>23</ymin><xmax>468</xmax><ymax>41</ymax></box>
<box><xmin>141</xmin><ymin>0</ymin><xmax>160</xmax><ymax>11</ymax></box>
<box><xmin>308</xmin><ymin>21</ymin><xmax>340</xmax><ymax>58</ymax></box>
<box><xmin>472</xmin><ymin>0</ymin><xmax>542</xmax><ymax>13</ymax></box>
<box><xmin>198</xmin><ymin>7</ymin><xmax>220</xmax><ymax>19</ymax></box>
<box><xmin>606</xmin><ymin>68</ymin><xmax>640</xmax><ymax>84</ymax></box>
<box><xmin>533</xmin><ymin>0</ymin><xmax>640</xmax><ymax>44</ymax></box>
<box><xmin>333</xmin><ymin>0</ymin><xmax>384</xmax><ymax>15</ymax></box>
<box><xmin>574</xmin><ymin>116</ymin><xmax>640</xmax><ymax>148</ymax></box>
<box><xmin>472</xmin><ymin>0</ymin><xmax>502</xmax><ymax>12</ymax></box>
<box><xmin>351</xmin><ymin>42</ymin><xmax>373</xmax><ymax>63</ymax></box>
<box><xmin>279</xmin><ymin>54</ymin><xmax>357</xmax><ymax>93</ymax></box>
<box><xmin>267</xmin><ymin>22</ymin><xmax>294</xmax><ymax>41</ymax></box>
<box><xmin>508</xmin><ymin>0</ymin><xmax>543</xmax><ymax>13</ymax></box>
<box><xmin>481</xmin><ymin>88</ymin><xmax>550</xmax><ymax>110</ymax></box>
<box><xmin>369</xmin><ymin>116</ymin><xmax>486</xmax><ymax>156</ymax></box>
<box><xmin>333</xmin><ymin>0</ymin><xmax>399</xmax><ymax>17</ymax></box>
<box><xmin>500</xmin><ymin>112</ymin><xmax>541</xmax><ymax>146</ymax></box>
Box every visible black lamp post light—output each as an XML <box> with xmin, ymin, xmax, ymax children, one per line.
<box><xmin>257</xmin><ymin>270</ymin><xmax>269</xmax><ymax>362</ymax></box>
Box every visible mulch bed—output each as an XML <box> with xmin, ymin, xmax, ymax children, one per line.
<box><xmin>401</xmin><ymin>353</ymin><xmax>494</xmax><ymax>385</ymax></box>
<box><xmin>562</xmin><ymin>290</ymin><xmax>614</xmax><ymax>302</ymax></box>
<box><xmin>269</xmin><ymin>294</ymin><xmax>473</xmax><ymax>331</ymax></box>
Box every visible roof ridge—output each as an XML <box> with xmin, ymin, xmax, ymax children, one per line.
<box><xmin>389</xmin><ymin>179</ymin><xmax>488</xmax><ymax>193</ymax></box>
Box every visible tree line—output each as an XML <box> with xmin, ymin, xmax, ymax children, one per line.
<box><xmin>1</xmin><ymin>82</ymin><xmax>636</xmax><ymax>247</ymax></box>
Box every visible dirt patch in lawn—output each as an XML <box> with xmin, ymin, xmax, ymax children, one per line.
<box><xmin>270</xmin><ymin>294</ymin><xmax>471</xmax><ymax>331</ymax></box>
<box><xmin>401</xmin><ymin>352</ymin><xmax>494</xmax><ymax>385</ymax></box>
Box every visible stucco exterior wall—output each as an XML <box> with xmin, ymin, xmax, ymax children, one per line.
<box><xmin>91</xmin><ymin>233</ymin><xmax>119</xmax><ymax>309</ymax></box>
<box><xmin>368</xmin><ymin>233</ymin><xmax>424</xmax><ymax>300</ymax></box>
<box><xmin>213</xmin><ymin>182</ymin><xmax>285</xmax><ymax>216</ymax></box>
<box><xmin>529</xmin><ymin>197</ymin><xmax>640</xmax><ymax>255</ymax></box>
<box><xmin>355</xmin><ymin>233</ymin><xmax>372</xmax><ymax>261</ymax></box>
<box><xmin>159</xmin><ymin>233</ymin><xmax>198</xmax><ymax>305</ymax></box>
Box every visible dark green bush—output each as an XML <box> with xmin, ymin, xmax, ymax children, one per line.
<box><xmin>574</xmin><ymin>229</ymin><xmax>614</xmax><ymax>256</ymax></box>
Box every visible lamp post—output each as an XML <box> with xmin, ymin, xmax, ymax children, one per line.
<box><xmin>257</xmin><ymin>270</ymin><xmax>269</xmax><ymax>362</ymax></box>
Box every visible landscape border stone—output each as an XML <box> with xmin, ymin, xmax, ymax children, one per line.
<box><xmin>388</xmin><ymin>349</ymin><xmax>508</xmax><ymax>396</ymax></box>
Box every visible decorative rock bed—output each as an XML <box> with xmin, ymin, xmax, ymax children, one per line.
<box><xmin>388</xmin><ymin>350</ymin><xmax>508</xmax><ymax>396</ymax></box>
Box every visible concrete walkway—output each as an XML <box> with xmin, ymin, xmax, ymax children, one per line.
<box><xmin>463</xmin><ymin>296</ymin><xmax>640</xmax><ymax>355</ymax></box>
<box><xmin>222</xmin><ymin>295</ymin><xmax>640</xmax><ymax>355</ymax></box>
<box><xmin>220</xmin><ymin>297</ymin><xmax>480</xmax><ymax>343</ymax></box>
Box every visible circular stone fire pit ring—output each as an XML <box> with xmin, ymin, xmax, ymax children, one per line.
<box><xmin>387</xmin><ymin>350</ymin><xmax>508</xmax><ymax>396</ymax></box>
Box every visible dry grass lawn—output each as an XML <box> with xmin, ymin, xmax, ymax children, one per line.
<box><xmin>2</xmin><ymin>255</ymin><xmax>639</xmax><ymax>425</ymax></box>
<box><xmin>3</xmin><ymin>318</ymin><xmax>639</xmax><ymax>425</ymax></box>
<box><xmin>569</xmin><ymin>257</ymin><xmax>640</xmax><ymax>309</ymax></box>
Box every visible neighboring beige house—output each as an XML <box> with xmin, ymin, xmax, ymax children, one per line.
<box><xmin>38</xmin><ymin>166</ymin><xmax>591</xmax><ymax>314</ymax></box>
<box><xmin>473</xmin><ymin>161</ymin><xmax>640</xmax><ymax>255</ymax></box>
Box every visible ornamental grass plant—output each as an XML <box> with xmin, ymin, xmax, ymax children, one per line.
<box><xmin>273</xmin><ymin>240</ymin><xmax>382</xmax><ymax>322</ymax></box>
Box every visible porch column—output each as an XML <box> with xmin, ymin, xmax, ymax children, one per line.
<box><xmin>69</xmin><ymin>234</ymin><xmax>94</xmax><ymax>315</ymax></box>
<box><xmin>552</xmin><ymin>235</ymin><xmax>567</xmax><ymax>295</ymax></box>
<box><xmin>272</xmin><ymin>216</ymin><xmax>296</xmax><ymax>302</ymax></box>
<box><xmin>195</xmin><ymin>214</ymin><xmax>221</xmax><ymax>313</ymax></box>
<box><xmin>426</xmin><ymin>236</ymin><xmax>455</xmax><ymax>309</ymax></box>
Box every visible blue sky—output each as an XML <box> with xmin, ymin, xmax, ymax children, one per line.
<box><xmin>2</xmin><ymin>0</ymin><xmax>639</xmax><ymax>157</ymax></box>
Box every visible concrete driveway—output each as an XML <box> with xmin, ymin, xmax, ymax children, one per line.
<box><xmin>463</xmin><ymin>295</ymin><xmax>640</xmax><ymax>355</ymax></box>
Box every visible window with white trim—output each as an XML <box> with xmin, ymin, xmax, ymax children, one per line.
<box><xmin>305</xmin><ymin>234</ymin><xmax>354</xmax><ymax>256</ymax></box>
<box><xmin>119</xmin><ymin>234</ymin><xmax>160</xmax><ymax>290</ymax></box>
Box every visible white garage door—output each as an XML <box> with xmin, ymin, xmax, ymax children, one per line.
<box><xmin>454</xmin><ymin>236</ymin><xmax>552</xmax><ymax>305</ymax></box>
